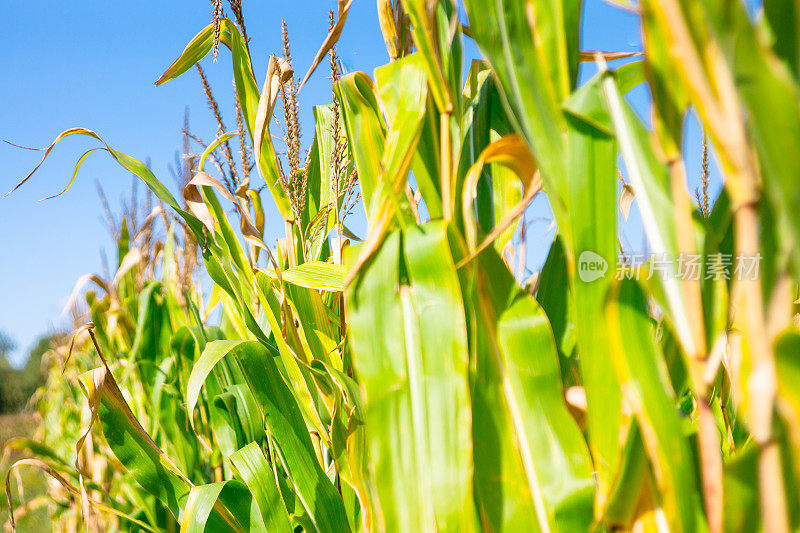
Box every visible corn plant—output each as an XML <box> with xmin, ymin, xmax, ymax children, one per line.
<box><xmin>5</xmin><ymin>0</ymin><xmax>800</xmax><ymax>532</ymax></box>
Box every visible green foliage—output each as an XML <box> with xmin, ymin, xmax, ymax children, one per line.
<box><xmin>5</xmin><ymin>1</ymin><xmax>800</xmax><ymax>532</ymax></box>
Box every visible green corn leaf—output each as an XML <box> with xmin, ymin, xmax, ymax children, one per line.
<box><xmin>535</xmin><ymin>236</ymin><xmax>578</xmax><ymax>385</ymax></box>
<box><xmin>764</xmin><ymin>0</ymin><xmax>800</xmax><ymax>79</ymax></box>
<box><xmin>411</xmin><ymin>94</ymin><xmax>444</xmax><ymax>219</ymax></box>
<box><xmin>76</xmin><ymin>363</ymin><xmax>249</xmax><ymax>530</ymax></box>
<box><xmin>229</xmin><ymin>443</ymin><xmax>293</xmax><ymax>533</ymax></box>
<box><xmin>562</xmin><ymin>60</ymin><xmax>646</xmax><ymax>135</ymax></box>
<box><xmin>312</xmin><ymin>105</ymin><xmax>337</xmax><ymax>213</ymax></box>
<box><xmin>373</xmin><ymin>53</ymin><xmax>429</xmax><ymax>212</ymax></box>
<box><xmin>606</xmin><ymin>279</ymin><xmax>701</xmax><ymax>533</ymax></box>
<box><xmin>335</xmin><ymin>72</ymin><xmax>386</xmax><ymax>218</ymax></box>
<box><xmin>7</xmin><ymin>128</ymin><xmax>207</xmax><ymax>245</ymax></box>
<box><xmin>285</xmin><ymin>284</ymin><xmax>341</xmax><ymax>372</ymax></box>
<box><xmin>214</xmin><ymin>389</ymin><xmax>250</xmax><ymax>458</ymax></box>
<box><xmin>184</xmin><ymin>339</ymin><xmax>350</xmax><ymax>532</ymax></box>
<box><xmin>78</xmin><ymin>365</ymin><xmax>193</xmax><ymax>521</ymax></box>
<box><xmin>525</xmin><ymin>0</ymin><xmax>582</xmax><ymax>100</ymax></box>
<box><xmin>129</xmin><ymin>281</ymin><xmax>170</xmax><ymax>392</ymax></box>
<box><xmin>233</xmin><ymin>340</ymin><xmax>351</xmax><ymax>532</ymax></box>
<box><xmin>403</xmin><ymin>0</ymin><xmax>453</xmax><ymax>113</ymax></box>
<box><xmin>462</xmin><ymin>0</ymin><xmax>568</xmax><ymax>216</ymax></box>
<box><xmin>563</xmin><ymin>113</ymin><xmax>622</xmax><ymax>502</ymax></box>
<box><xmin>601</xmin><ymin>424</ymin><xmax>651</xmax><ymax>529</ymax></box>
<box><xmin>307</xmin><ymin>105</ymin><xmax>341</xmax><ymax>259</ymax></box>
<box><xmin>253</xmin><ymin>275</ymin><xmax>332</xmax><ymax>442</ymax></box>
<box><xmin>228</xmin><ymin>384</ymin><xmax>266</xmax><ymax>446</ymax></box>
<box><xmin>599</xmin><ymin>68</ymin><xmax>697</xmax><ymax>358</ymax></box>
<box><xmin>118</xmin><ymin>218</ymin><xmax>130</xmax><ymax>268</ymax></box>
<box><xmin>181</xmin><ymin>480</ymin><xmax>259</xmax><ymax>532</ymax></box>
<box><xmin>213</xmin><ymin>384</ymin><xmax>266</xmax><ymax>453</ymax></box>
<box><xmin>346</xmin><ymin>223</ymin><xmax>474</xmax><ymax>531</ymax></box>
<box><xmin>458</xmin><ymin>69</ymin><xmax>519</xmax><ymax>247</ymax></box>
<box><xmin>154</xmin><ymin>22</ymin><xmax>214</xmax><ymax>85</ymax></box>
<box><xmin>400</xmin><ymin>222</ymin><xmax>474</xmax><ymax>531</ymax></box>
<box><xmin>277</xmin><ymin>262</ymin><xmax>346</xmax><ymax>292</ymax></box>
<box><xmin>345</xmin><ymin>54</ymin><xmax>429</xmax><ymax>281</ymax></box>
<box><xmin>473</xmin><ymin>245</ymin><xmax>595</xmax><ymax>532</ymax></box>
<box><xmin>171</xmin><ymin>325</ymin><xmax>226</xmax><ymax>400</ymax></box>
<box><xmin>186</xmin><ymin>341</ymin><xmax>259</xmax><ymax>434</ymax></box>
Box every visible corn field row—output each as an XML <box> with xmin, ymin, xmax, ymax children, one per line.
<box><xmin>4</xmin><ymin>0</ymin><xmax>800</xmax><ymax>531</ymax></box>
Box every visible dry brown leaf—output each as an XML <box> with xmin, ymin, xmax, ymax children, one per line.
<box><xmin>112</xmin><ymin>248</ymin><xmax>143</xmax><ymax>287</ymax></box>
<box><xmin>457</xmin><ymin>134</ymin><xmax>541</xmax><ymax>269</ymax></box>
<box><xmin>297</xmin><ymin>0</ymin><xmax>354</xmax><ymax>92</ymax></box>
<box><xmin>377</xmin><ymin>0</ymin><xmax>400</xmax><ymax>59</ymax></box>
<box><xmin>620</xmin><ymin>183</ymin><xmax>635</xmax><ymax>221</ymax></box>
<box><xmin>252</xmin><ymin>55</ymin><xmax>293</xmax><ymax>196</ymax></box>
<box><xmin>4</xmin><ymin>458</ymin><xmax>158</xmax><ymax>533</ymax></box>
<box><xmin>186</xmin><ymin>171</ymin><xmax>282</xmax><ymax>274</ymax></box>
<box><xmin>579</xmin><ymin>50</ymin><xmax>643</xmax><ymax>62</ymax></box>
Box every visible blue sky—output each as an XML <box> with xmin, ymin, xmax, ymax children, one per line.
<box><xmin>1</xmin><ymin>0</ymin><xmax>718</xmax><ymax>364</ymax></box>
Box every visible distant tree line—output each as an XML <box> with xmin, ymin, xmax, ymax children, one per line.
<box><xmin>0</xmin><ymin>331</ymin><xmax>55</xmax><ymax>413</ymax></box>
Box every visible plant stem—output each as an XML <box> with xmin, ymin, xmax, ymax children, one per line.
<box><xmin>669</xmin><ymin>159</ymin><xmax>707</xmax><ymax>359</ymax></box>
<box><xmin>696</xmin><ymin>398</ymin><xmax>723</xmax><ymax>533</ymax></box>
<box><xmin>735</xmin><ymin>202</ymin><xmax>788</xmax><ymax>533</ymax></box>
<box><xmin>440</xmin><ymin>112</ymin><xmax>452</xmax><ymax>221</ymax></box>
<box><xmin>285</xmin><ymin>219</ymin><xmax>297</xmax><ymax>268</ymax></box>
<box><xmin>669</xmin><ymin>158</ymin><xmax>723</xmax><ymax>533</ymax></box>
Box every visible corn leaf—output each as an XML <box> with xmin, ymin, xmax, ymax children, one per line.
<box><xmin>181</xmin><ymin>480</ymin><xmax>258</xmax><ymax>532</ymax></box>
<box><xmin>229</xmin><ymin>443</ymin><xmax>293</xmax><ymax>533</ymax></box>
<box><xmin>462</xmin><ymin>0</ymin><xmax>568</xmax><ymax>216</ymax></box>
<box><xmin>606</xmin><ymin>279</ymin><xmax>701</xmax><ymax>533</ymax></box>
<box><xmin>280</xmin><ymin>262</ymin><xmax>345</xmax><ymax>292</ymax></box>
<box><xmin>599</xmin><ymin>67</ymin><xmax>697</xmax><ymax>357</ymax></box>
<box><xmin>335</xmin><ymin>72</ymin><xmax>385</xmax><ymax>218</ymax></box>
<box><xmin>78</xmin><ymin>365</ymin><xmax>193</xmax><ymax>521</ymax></box>
<box><xmin>346</xmin><ymin>223</ymin><xmax>474</xmax><ymax>531</ymax></box>
<box><xmin>184</xmin><ymin>339</ymin><xmax>350</xmax><ymax>532</ymax></box>
<box><xmin>472</xmin><ymin>245</ymin><xmax>595</xmax><ymax>532</ymax></box>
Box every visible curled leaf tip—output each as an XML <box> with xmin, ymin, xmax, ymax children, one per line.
<box><xmin>3</xmin><ymin>139</ymin><xmax>44</xmax><ymax>151</ymax></box>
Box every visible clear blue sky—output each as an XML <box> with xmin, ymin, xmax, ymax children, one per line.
<box><xmin>1</xmin><ymin>0</ymin><xmax>717</xmax><ymax>364</ymax></box>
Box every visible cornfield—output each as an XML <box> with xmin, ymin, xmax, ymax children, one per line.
<box><xmin>4</xmin><ymin>0</ymin><xmax>800</xmax><ymax>531</ymax></box>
